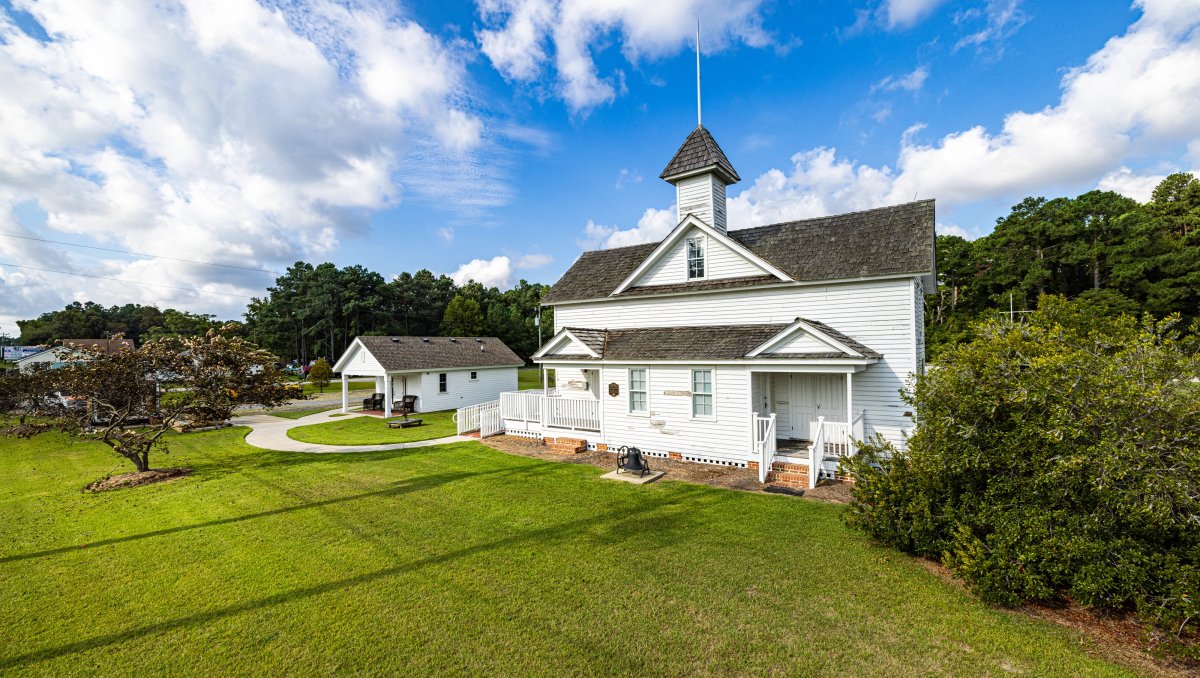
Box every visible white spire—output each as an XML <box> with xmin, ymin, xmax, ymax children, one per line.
<box><xmin>695</xmin><ymin>18</ymin><xmax>702</xmax><ymax>127</ymax></box>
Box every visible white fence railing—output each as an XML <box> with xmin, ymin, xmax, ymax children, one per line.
<box><xmin>481</xmin><ymin>407</ymin><xmax>502</xmax><ymax>437</ymax></box>
<box><xmin>454</xmin><ymin>400</ymin><xmax>500</xmax><ymax>435</ymax></box>
<box><xmin>753</xmin><ymin>413</ymin><xmax>777</xmax><ymax>483</ymax></box>
<box><xmin>500</xmin><ymin>392</ymin><xmax>600</xmax><ymax>432</ymax></box>
<box><xmin>501</xmin><ymin>391</ymin><xmax>544</xmax><ymax>425</ymax></box>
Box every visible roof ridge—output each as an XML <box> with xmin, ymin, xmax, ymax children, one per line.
<box><xmin>729</xmin><ymin>199</ymin><xmax>936</xmax><ymax>239</ymax></box>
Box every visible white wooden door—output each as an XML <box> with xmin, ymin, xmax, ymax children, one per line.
<box><xmin>793</xmin><ymin>375</ymin><xmax>847</xmax><ymax>438</ymax></box>
<box><xmin>772</xmin><ymin>374</ymin><xmax>794</xmax><ymax>438</ymax></box>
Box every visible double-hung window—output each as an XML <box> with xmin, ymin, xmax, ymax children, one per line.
<box><xmin>686</xmin><ymin>237</ymin><xmax>705</xmax><ymax>279</ymax></box>
<box><xmin>628</xmin><ymin>368</ymin><xmax>648</xmax><ymax>414</ymax></box>
<box><xmin>470</xmin><ymin>371</ymin><xmax>478</xmax><ymax>381</ymax></box>
<box><xmin>691</xmin><ymin>369</ymin><xmax>713</xmax><ymax>417</ymax></box>
<box><xmin>438</xmin><ymin>373</ymin><xmax>448</xmax><ymax>393</ymax></box>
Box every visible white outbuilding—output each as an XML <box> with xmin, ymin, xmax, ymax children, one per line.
<box><xmin>331</xmin><ymin>335</ymin><xmax>523</xmax><ymax>417</ymax></box>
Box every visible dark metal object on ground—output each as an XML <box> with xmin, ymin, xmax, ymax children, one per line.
<box><xmin>617</xmin><ymin>445</ymin><xmax>650</xmax><ymax>477</ymax></box>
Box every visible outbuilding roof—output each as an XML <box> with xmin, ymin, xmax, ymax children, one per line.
<box><xmin>352</xmin><ymin>336</ymin><xmax>523</xmax><ymax>371</ymax></box>
<box><xmin>542</xmin><ymin>200</ymin><xmax>935</xmax><ymax>304</ymax></box>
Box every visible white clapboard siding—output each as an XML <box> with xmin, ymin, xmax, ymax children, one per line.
<box><xmin>914</xmin><ymin>278</ymin><xmax>926</xmax><ymax>375</ymax></box>
<box><xmin>338</xmin><ymin>342</ymin><xmax>387</xmax><ymax>376</ymax></box>
<box><xmin>675</xmin><ymin>174</ymin><xmax>724</xmax><ymax>229</ymax></box>
<box><xmin>411</xmin><ymin>367</ymin><xmax>517</xmax><ymax>413</ymax></box>
<box><xmin>766</xmin><ymin>330</ymin><xmax>837</xmax><ymax>354</ymax></box>
<box><xmin>552</xmin><ymin>366</ymin><xmax>595</xmax><ymax>398</ymax></box>
<box><xmin>545</xmin><ymin>334</ymin><xmax>590</xmax><ymax>355</ymax></box>
<box><xmin>639</xmin><ymin>227</ymin><xmax>765</xmax><ymax>287</ymax></box>
<box><xmin>599</xmin><ymin>364</ymin><xmax>752</xmax><ymax>464</ymax></box>
<box><xmin>555</xmin><ymin>277</ymin><xmax>919</xmax><ymax>448</ymax></box>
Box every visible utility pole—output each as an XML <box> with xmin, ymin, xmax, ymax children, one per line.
<box><xmin>534</xmin><ymin>311</ymin><xmax>542</xmax><ymax>386</ymax></box>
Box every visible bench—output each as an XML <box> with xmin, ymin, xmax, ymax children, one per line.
<box><xmin>387</xmin><ymin>418</ymin><xmax>423</xmax><ymax>429</ymax></box>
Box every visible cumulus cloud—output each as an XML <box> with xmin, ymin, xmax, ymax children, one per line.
<box><xmin>476</xmin><ymin>0</ymin><xmax>775</xmax><ymax>112</ymax></box>
<box><xmin>579</xmin><ymin>0</ymin><xmax>1200</xmax><ymax>247</ymax></box>
<box><xmin>450</xmin><ymin>252</ymin><xmax>553</xmax><ymax>288</ymax></box>
<box><xmin>578</xmin><ymin>207</ymin><xmax>677</xmax><ymax>249</ymax></box>
<box><xmin>0</xmin><ymin>0</ymin><xmax>495</xmax><ymax>329</ymax></box>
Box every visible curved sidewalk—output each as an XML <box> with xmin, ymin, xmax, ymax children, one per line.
<box><xmin>232</xmin><ymin>409</ymin><xmax>469</xmax><ymax>453</ymax></box>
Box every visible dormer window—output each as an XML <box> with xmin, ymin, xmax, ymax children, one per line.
<box><xmin>686</xmin><ymin>236</ymin><xmax>706</xmax><ymax>279</ymax></box>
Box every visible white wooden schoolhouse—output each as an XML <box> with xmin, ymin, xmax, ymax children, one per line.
<box><xmin>489</xmin><ymin>124</ymin><xmax>934</xmax><ymax>487</ymax></box>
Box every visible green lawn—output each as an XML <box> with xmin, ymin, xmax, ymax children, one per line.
<box><xmin>0</xmin><ymin>430</ymin><xmax>1133</xmax><ymax>675</ymax></box>
<box><xmin>267</xmin><ymin>407</ymin><xmax>338</xmax><ymax>420</ymax></box>
<box><xmin>518</xmin><ymin>366</ymin><xmax>554</xmax><ymax>390</ymax></box>
<box><xmin>301</xmin><ymin>379</ymin><xmax>374</xmax><ymax>396</ymax></box>
<box><xmin>286</xmin><ymin>410</ymin><xmax>457</xmax><ymax>445</ymax></box>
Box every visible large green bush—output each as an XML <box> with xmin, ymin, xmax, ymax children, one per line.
<box><xmin>845</xmin><ymin>296</ymin><xmax>1200</xmax><ymax>648</ymax></box>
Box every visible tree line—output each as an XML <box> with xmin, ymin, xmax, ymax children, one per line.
<box><xmin>15</xmin><ymin>303</ymin><xmax>233</xmax><ymax>347</ymax></box>
<box><xmin>241</xmin><ymin>264</ymin><xmax>552</xmax><ymax>364</ymax></box>
<box><xmin>928</xmin><ymin>172</ymin><xmax>1200</xmax><ymax>357</ymax></box>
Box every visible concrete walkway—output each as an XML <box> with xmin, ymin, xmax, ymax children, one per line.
<box><xmin>232</xmin><ymin>409</ymin><xmax>469</xmax><ymax>454</ymax></box>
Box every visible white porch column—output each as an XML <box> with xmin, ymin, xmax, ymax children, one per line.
<box><xmin>341</xmin><ymin>373</ymin><xmax>349</xmax><ymax>413</ymax></box>
<box><xmin>542</xmin><ymin>366</ymin><xmax>549</xmax><ymax>395</ymax></box>
<box><xmin>846</xmin><ymin>372</ymin><xmax>853</xmax><ymax>426</ymax></box>
<box><xmin>383</xmin><ymin>374</ymin><xmax>393</xmax><ymax>418</ymax></box>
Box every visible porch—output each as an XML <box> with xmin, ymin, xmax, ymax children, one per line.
<box><xmin>750</xmin><ymin>370</ymin><xmax>866</xmax><ymax>488</ymax></box>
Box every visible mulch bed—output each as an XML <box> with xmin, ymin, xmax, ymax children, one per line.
<box><xmin>479</xmin><ymin>435</ymin><xmax>849</xmax><ymax>497</ymax></box>
<box><xmin>84</xmin><ymin>468</ymin><xmax>193</xmax><ymax>493</ymax></box>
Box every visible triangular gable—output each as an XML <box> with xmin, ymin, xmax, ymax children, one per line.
<box><xmin>332</xmin><ymin>338</ymin><xmax>375</xmax><ymax>373</ymax></box>
<box><xmin>746</xmin><ymin>319</ymin><xmax>871</xmax><ymax>359</ymax></box>
<box><xmin>611</xmin><ymin>215</ymin><xmax>791</xmax><ymax>295</ymax></box>
<box><xmin>531</xmin><ymin>329</ymin><xmax>602</xmax><ymax>359</ymax></box>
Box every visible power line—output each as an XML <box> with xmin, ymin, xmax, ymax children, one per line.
<box><xmin>0</xmin><ymin>231</ymin><xmax>281</xmax><ymax>275</ymax></box>
<box><xmin>0</xmin><ymin>261</ymin><xmax>257</xmax><ymax>300</ymax></box>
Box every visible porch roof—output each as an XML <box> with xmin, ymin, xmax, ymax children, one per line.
<box><xmin>535</xmin><ymin>320</ymin><xmax>880</xmax><ymax>363</ymax></box>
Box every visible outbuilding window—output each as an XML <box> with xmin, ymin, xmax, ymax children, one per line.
<box><xmin>439</xmin><ymin>373</ymin><xmax>447</xmax><ymax>393</ymax></box>
<box><xmin>470</xmin><ymin>371</ymin><xmax>478</xmax><ymax>381</ymax></box>
<box><xmin>691</xmin><ymin>369</ymin><xmax>713</xmax><ymax>417</ymax></box>
<box><xmin>628</xmin><ymin>368</ymin><xmax>648</xmax><ymax>414</ymax></box>
<box><xmin>686</xmin><ymin>237</ymin><xmax>705</xmax><ymax>279</ymax></box>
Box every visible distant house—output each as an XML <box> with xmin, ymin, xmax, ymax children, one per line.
<box><xmin>17</xmin><ymin>338</ymin><xmax>135</xmax><ymax>372</ymax></box>
<box><xmin>332</xmin><ymin>336</ymin><xmax>523</xmax><ymax>416</ymax></box>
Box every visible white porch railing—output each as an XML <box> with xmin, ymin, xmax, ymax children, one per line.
<box><xmin>500</xmin><ymin>391</ymin><xmax>600</xmax><ymax>432</ymax></box>
<box><xmin>807</xmin><ymin>416</ymin><xmax>862</xmax><ymax>488</ymax></box>
<box><xmin>454</xmin><ymin>399</ymin><xmax>500</xmax><ymax>435</ymax></box>
<box><xmin>753</xmin><ymin>414</ymin><xmax>777</xmax><ymax>483</ymax></box>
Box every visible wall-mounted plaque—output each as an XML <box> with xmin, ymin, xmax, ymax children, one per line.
<box><xmin>663</xmin><ymin>389</ymin><xmax>692</xmax><ymax>397</ymax></box>
<box><xmin>608</xmin><ymin>383</ymin><xmax>619</xmax><ymax>397</ymax></box>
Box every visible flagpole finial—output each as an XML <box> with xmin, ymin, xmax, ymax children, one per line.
<box><xmin>695</xmin><ymin>18</ymin><xmax>702</xmax><ymax>127</ymax></box>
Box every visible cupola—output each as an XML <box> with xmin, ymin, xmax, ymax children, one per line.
<box><xmin>659</xmin><ymin>125</ymin><xmax>740</xmax><ymax>233</ymax></box>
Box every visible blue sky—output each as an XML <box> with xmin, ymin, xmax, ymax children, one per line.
<box><xmin>1</xmin><ymin>0</ymin><xmax>1198</xmax><ymax>334</ymax></box>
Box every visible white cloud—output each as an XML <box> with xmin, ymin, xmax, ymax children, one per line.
<box><xmin>0</xmin><ymin>0</ymin><xmax>495</xmax><ymax>329</ymax></box>
<box><xmin>1097</xmin><ymin>167</ymin><xmax>1171</xmax><ymax>202</ymax></box>
<box><xmin>734</xmin><ymin>0</ymin><xmax>1200</xmax><ymax>222</ymax></box>
<box><xmin>515</xmin><ymin>253</ymin><xmax>553</xmax><ymax>269</ymax></box>
<box><xmin>871</xmin><ymin>66</ymin><xmax>930</xmax><ymax>93</ymax></box>
<box><xmin>437</xmin><ymin>227</ymin><xmax>456</xmax><ymax>243</ymax></box>
<box><xmin>451</xmin><ymin>255</ymin><xmax>514</xmax><ymax>287</ymax></box>
<box><xmin>615</xmin><ymin>167</ymin><xmax>643</xmax><ymax>190</ymax></box>
<box><xmin>476</xmin><ymin>0</ymin><xmax>775</xmax><ymax>112</ymax></box>
<box><xmin>578</xmin><ymin>206</ymin><xmax>677</xmax><ymax>249</ymax></box>
<box><xmin>881</xmin><ymin>0</ymin><xmax>948</xmax><ymax>29</ymax></box>
<box><xmin>450</xmin><ymin>252</ymin><xmax>553</xmax><ymax>288</ymax></box>
<box><xmin>954</xmin><ymin>0</ymin><xmax>1029</xmax><ymax>54</ymax></box>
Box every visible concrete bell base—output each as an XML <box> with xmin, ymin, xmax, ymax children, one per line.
<box><xmin>600</xmin><ymin>469</ymin><xmax>665</xmax><ymax>485</ymax></box>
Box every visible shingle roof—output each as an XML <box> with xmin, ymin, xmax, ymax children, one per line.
<box><xmin>540</xmin><ymin>242</ymin><xmax>658</xmax><ymax>305</ymax></box>
<box><xmin>538</xmin><ymin>321</ymin><xmax>879</xmax><ymax>362</ymax></box>
<box><xmin>355</xmin><ymin>336</ymin><xmax>523</xmax><ymax>371</ymax></box>
<box><xmin>617</xmin><ymin>274</ymin><xmax>781</xmax><ymax>298</ymax></box>
<box><xmin>660</xmin><ymin>125</ymin><xmax>740</xmax><ymax>184</ymax></box>
<box><xmin>542</xmin><ymin>200</ymin><xmax>935</xmax><ymax>304</ymax></box>
<box><xmin>61</xmin><ymin>338</ymin><xmax>135</xmax><ymax>353</ymax></box>
<box><xmin>796</xmin><ymin>318</ymin><xmax>882</xmax><ymax>359</ymax></box>
<box><xmin>564</xmin><ymin>328</ymin><xmax>607</xmax><ymax>354</ymax></box>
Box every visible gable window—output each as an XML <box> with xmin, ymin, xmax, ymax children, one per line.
<box><xmin>691</xmin><ymin>369</ymin><xmax>713</xmax><ymax>417</ymax></box>
<box><xmin>438</xmin><ymin>373</ymin><xmax>448</xmax><ymax>393</ymax></box>
<box><xmin>470</xmin><ymin>371</ymin><xmax>478</xmax><ymax>381</ymax></box>
<box><xmin>628</xmin><ymin>368</ymin><xmax>648</xmax><ymax>414</ymax></box>
<box><xmin>686</xmin><ymin>237</ymin><xmax>705</xmax><ymax>279</ymax></box>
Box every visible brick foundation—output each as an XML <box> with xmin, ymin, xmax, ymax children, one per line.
<box><xmin>545</xmin><ymin>437</ymin><xmax>587</xmax><ymax>455</ymax></box>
